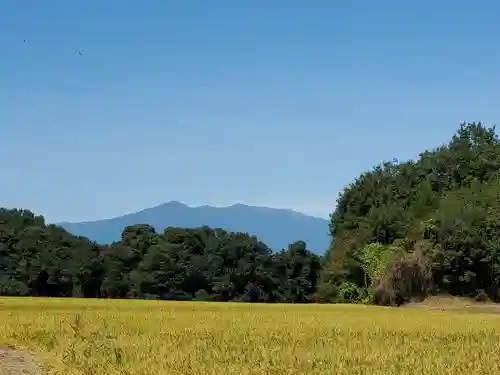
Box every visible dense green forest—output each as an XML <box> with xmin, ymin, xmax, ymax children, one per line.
<box><xmin>2</xmin><ymin>122</ymin><xmax>500</xmax><ymax>305</ymax></box>
<box><xmin>319</xmin><ymin>122</ymin><xmax>500</xmax><ymax>305</ymax></box>
<box><xmin>0</xmin><ymin>214</ymin><xmax>321</xmax><ymax>302</ymax></box>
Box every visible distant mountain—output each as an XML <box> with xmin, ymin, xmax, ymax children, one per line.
<box><xmin>58</xmin><ymin>201</ymin><xmax>331</xmax><ymax>254</ymax></box>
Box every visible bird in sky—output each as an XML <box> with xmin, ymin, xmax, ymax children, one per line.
<box><xmin>78</xmin><ymin>52</ymin><xmax>83</xmax><ymax>56</ymax></box>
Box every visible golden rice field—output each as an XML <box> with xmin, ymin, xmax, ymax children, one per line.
<box><xmin>1</xmin><ymin>298</ymin><xmax>500</xmax><ymax>375</ymax></box>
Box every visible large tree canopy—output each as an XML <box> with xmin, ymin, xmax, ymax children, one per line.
<box><xmin>320</xmin><ymin>122</ymin><xmax>500</xmax><ymax>304</ymax></box>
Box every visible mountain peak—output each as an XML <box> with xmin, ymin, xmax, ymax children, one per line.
<box><xmin>58</xmin><ymin>202</ymin><xmax>330</xmax><ymax>254</ymax></box>
<box><xmin>230</xmin><ymin>203</ymin><xmax>248</xmax><ymax>208</ymax></box>
<box><xmin>162</xmin><ymin>200</ymin><xmax>188</xmax><ymax>208</ymax></box>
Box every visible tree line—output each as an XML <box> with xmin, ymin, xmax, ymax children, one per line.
<box><xmin>2</xmin><ymin>122</ymin><xmax>500</xmax><ymax>305</ymax></box>
<box><xmin>0</xmin><ymin>212</ymin><xmax>321</xmax><ymax>302</ymax></box>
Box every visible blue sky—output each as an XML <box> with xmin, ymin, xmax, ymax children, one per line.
<box><xmin>1</xmin><ymin>1</ymin><xmax>500</xmax><ymax>222</ymax></box>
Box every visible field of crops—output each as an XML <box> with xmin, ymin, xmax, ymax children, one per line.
<box><xmin>1</xmin><ymin>298</ymin><xmax>500</xmax><ymax>375</ymax></box>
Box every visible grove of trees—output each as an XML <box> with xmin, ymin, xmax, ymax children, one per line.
<box><xmin>0</xmin><ymin>210</ymin><xmax>321</xmax><ymax>302</ymax></box>
<box><xmin>2</xmin><ymin>122</ymin><xmax>500</xmax><ymax>306</ymax></box>
<box><xmin>319</xmin><ymin>122</ymin><xmax>500</xmax><ymax>305</ymax></box>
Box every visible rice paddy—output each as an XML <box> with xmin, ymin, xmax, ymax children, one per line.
<box><xmin>1</xmin><ymin>297</ymin><xmax>500</xmax><ymax>374</ymax></box>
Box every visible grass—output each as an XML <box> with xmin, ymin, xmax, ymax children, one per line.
<box><xmin>1</xmin><ymin>298</ymin><xmax>500</xmax><ymax>374</ymax></box>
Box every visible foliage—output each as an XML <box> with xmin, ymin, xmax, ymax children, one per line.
<box><xmin>3</xmin><ymin>122</ymin><xmax>500</xmax><ymax>306</ymax></box>
<box><xmin>321</xmin><ymin>122</ymin><xmax>500</xmax><ymax>304</ymax></box>
<box><xmin>354</xmin><ymin>243</ymin><xmax>397</xmax><ymax>287</ymax></box>
<box><xmin>0</xmin><ymin>210</ymin><xmax>321</xmax><ymax>303</ymax></box>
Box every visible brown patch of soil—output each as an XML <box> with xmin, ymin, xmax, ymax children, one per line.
<box><xmin>405</xmin><ymin>295</ymin><xmax>500</xmax><ymax>314</ymax></box>
<box><xmin>0</xmin><ymin>349</ymin><xmax>43</xmax><ymax>375</ymax></box>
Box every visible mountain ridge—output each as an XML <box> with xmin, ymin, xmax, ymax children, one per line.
<box><xmin>58</xmin><ymin>201</ymin><xmax>330</xmax><ymax>254</ymax></box>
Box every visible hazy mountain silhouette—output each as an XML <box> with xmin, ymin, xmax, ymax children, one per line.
<box><xmin>58</xmin><ymin>201</ymin><xmax>330</xmax><ymax>254</ymax></box>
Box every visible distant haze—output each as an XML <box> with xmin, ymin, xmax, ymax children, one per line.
<box><xmin>58</xmin><ymin>201</ymin><xmax>331</xmax><ymax>254</ymax></box>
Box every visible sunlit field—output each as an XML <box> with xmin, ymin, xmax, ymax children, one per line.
<box><xmin>2</xmin><ymin>298</ymin><xmax>500</xmax><ymax>375</ymax></box>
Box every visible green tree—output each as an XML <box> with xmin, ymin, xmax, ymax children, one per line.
<box><xmin>321</xmin><ymin>122</ymin><xmax>500</xmax><ymax>304</ymax></box>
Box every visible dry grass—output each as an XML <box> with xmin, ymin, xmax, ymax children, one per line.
<box><xmin>406</xmin><ymin>295</ymin><xmax>500</xmax><ymax>313</ymax></box>
<box><xmin>1</xmin><ymin>298</ymin><xmax>500</xmax><ymax>374</ymax></box>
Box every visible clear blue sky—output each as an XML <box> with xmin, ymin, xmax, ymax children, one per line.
<box><xmin>1</xmin><ymin>1</ymin><xmax>500</xmax><ymax>222</ymax></box>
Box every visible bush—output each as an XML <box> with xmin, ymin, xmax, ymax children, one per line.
<box><xmin>194</xmin><ymin>289</ymin><xmax>213</xmax><ymax>301</ymax></box>
<box><xmin>373</xmin><ymin>243</ymin><xmax>432</xmax><ymax>306</ymax></box>
<box><xmin>474</xmin><ymin>290</ymin><xmax>490</xmax><ymax>303</ymax></box>
<box><xmin>338</xmin><ymin>281</ymin><xmax>365</xmax><ymax>303</ymax></box>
